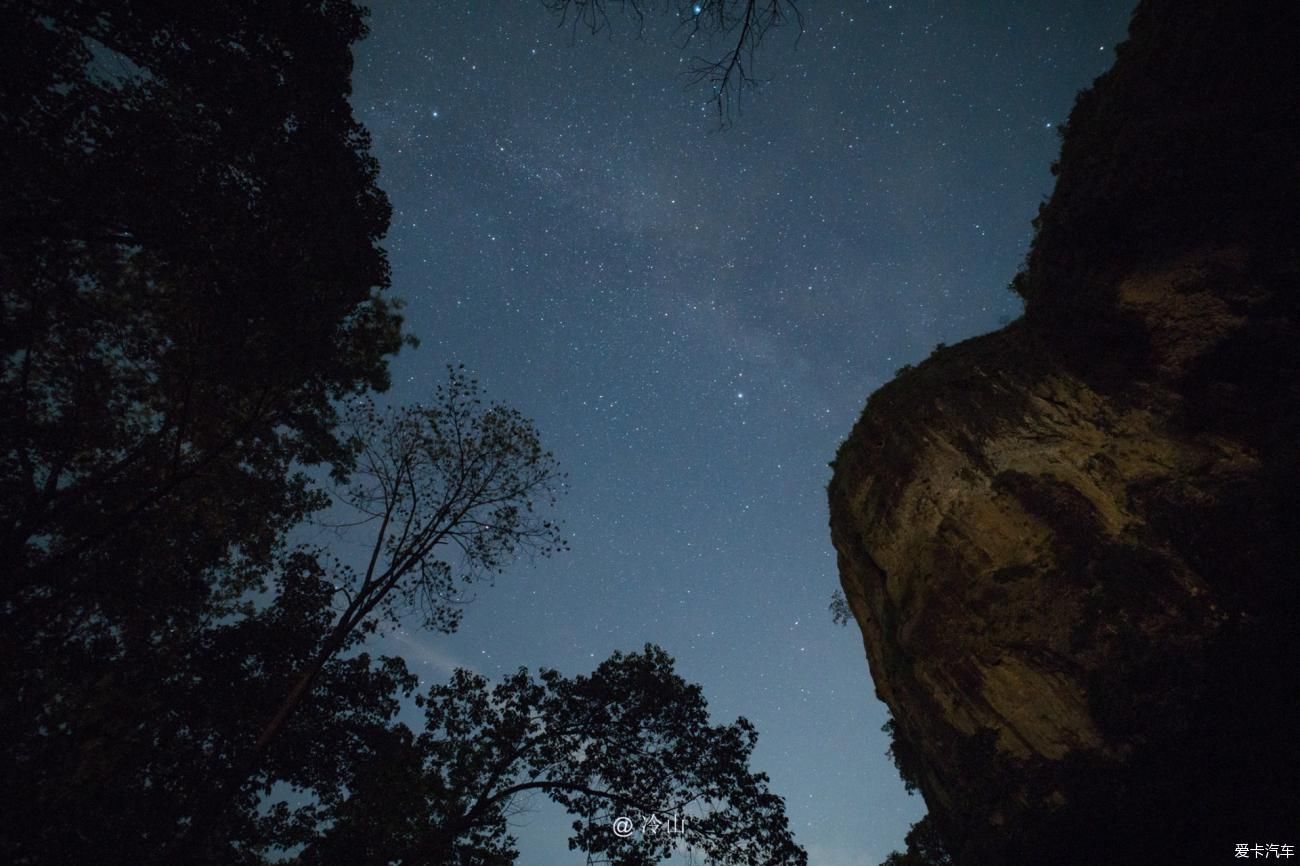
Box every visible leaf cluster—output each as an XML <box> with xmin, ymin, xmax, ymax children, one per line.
<box><xmin>298</xmin><ymin>646</ymin><xmax>807</xmax><ymax>866</ymax></box>
<box><xmin>1</xmin><ymin>1</ymin><xmax>405</xmax><ymax>861</ymax></box>
<box><xmin>879</xmin><ymin>814</ymin><xmax>952</xmax><ymax>866</ymax></box>
<box><xmin>1</xmin><ymin>0</ymin><xmax>404</xmax><ymax>653</ymax></box>
<box><xmin>335</xmin><ymin>367</ymin><xmax>567</xmax><ymax>634</ymax></box>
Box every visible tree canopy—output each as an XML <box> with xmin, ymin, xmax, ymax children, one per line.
<box><xmin>0</xmin><ymin>3</ymin><xmax>804</xmax><ymax>865</ymax></box>
<box><xmin>880</xmin><ymin>815</ymin><xmax>952</xmax><ymax>866</ymax></box>
<box><xmin>1</xmin><ymin>0</ymin><xmax>405</xmax><ymax>654</ymax></box>
<box><xmin>298</xmin><ymin>646</ymin><xmax>806</xmax><ymax>866</ymax></box>
<box><xmin>2</xmin><ymin>2</ymin><xmax>406</xmax><ymax>860</ymax></box>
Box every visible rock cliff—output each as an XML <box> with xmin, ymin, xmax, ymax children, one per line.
<box><xmin>828</xmin><ymin>2</ymin><xmax>1300</xmax><ymax>863</ymax></box>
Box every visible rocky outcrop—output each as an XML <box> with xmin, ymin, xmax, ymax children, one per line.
<box><xmin>828</xmin><ymin>2</ymin><xmax>1300</xmax><ymax>863</ymax></box>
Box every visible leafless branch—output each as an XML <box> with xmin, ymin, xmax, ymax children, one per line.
<box><xmin>541</xmin><ymin>0</ymin><xmax>803</xmax><ymax>127</ymax></box>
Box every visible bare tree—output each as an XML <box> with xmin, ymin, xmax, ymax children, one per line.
<box><xmin>543</xmin><ymin>0</ymin><xmax>804</xmax><ymax>125</ymax></box>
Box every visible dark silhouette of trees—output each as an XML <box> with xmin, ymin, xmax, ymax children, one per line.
<box><xmin>1</xmin><ymin>4</ymin><xmax>805</xmax><ymax>866</ymax></box>
<box><xmin>297</xmin><ymin>646</ymin><xmax>807</xmax><ymax>866</ymax></box>
<box><xmin>829</xmin><ymin>588</ymin><xmax>851</xmax><ymax>625</ymax></box>
<box><xmin>1</xmin><ymin>0</ymin><xmax>404</xmax><ymax>698</ymax></box>
<box><xmin>880</xmin><ymin>815</ymin><xmax>952</xmax><ymax>866</ymax></box>
<box><xmin>2</xmin><ymin>1</ymin><xmax>406</xmax><ymax>861</ymax></box>
<box><xmin>173</xmin><ymin>368</ymin><xmax>567</xmax><ymax>861</ymax></box>
<box><xmin>253</xmin><ymin>369</ymin><xmax>566</xmax><ymax>763</ymax></box>
<box><xmin>543</xmin><ymin>0</ymin><xmax>803</xmax><ymax>124</ymax></box>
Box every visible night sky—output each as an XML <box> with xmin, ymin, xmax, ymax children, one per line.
<box><xmin>342</xmin><ymin>2</ymin><xmax>1134</xmax><ymax>863</ymax></box>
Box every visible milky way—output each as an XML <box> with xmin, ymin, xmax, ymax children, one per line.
<box><xmin>347</xmin><ymin>3</ymin><xmax>1133</xmax><ymax>862</ymax></box>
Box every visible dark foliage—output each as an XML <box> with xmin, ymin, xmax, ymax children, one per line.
<box><xmin>297</xmin><ymin>646</ymin><xmax>807</xmax><ymax>866</ymax></box>
<box><xmin>0</xmin><ymin>5</ymin><xmax>803</xmax><ymax>865</ymax></box>
<box><xmin>880</xmin><ymin>716</ymin><xmax>922</xmax><ymax>796</ymax></box>
<box><xmin>880</xmin><ymin>815</ymin><xmax>951</xmax><ymax>866</ymax></box>
<box><xmin>829</xmin><ymin>588</ymin><xmax>851</xmax><ymax>625</ymax></box>
<box><xmin>0</xmin><ymin>0</ymin><xmax>404</xmax><ymax>696</ymax></box>
<box><xmin>1</xmin><ymin>1</ymin><xmax>407</xmax><ymax>861</ymax></box>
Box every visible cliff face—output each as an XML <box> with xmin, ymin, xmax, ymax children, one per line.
<box><xmin>828</xmin><ymin>3</ymin><xmax>1300</xmax><ymax>863</ymax></box>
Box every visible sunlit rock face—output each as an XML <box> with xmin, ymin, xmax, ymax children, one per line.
<box><xmin>828</xmin><ymin>1</ymin><xmax>1300</xmax><ymax>863</ymax></box>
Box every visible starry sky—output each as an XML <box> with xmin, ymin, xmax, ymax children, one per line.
<box><xmin>342</xmin><ymin>2</ymin><xmax>1134</xmax><ymax>863</ymax></box>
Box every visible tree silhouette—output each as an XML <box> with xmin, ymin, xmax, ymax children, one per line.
<box><xmin>1</xmin><ymin>0</ymin><xmax>404</xmax><ymax>680</ymax></box>
<box><xmin>297</xmin><ymin>645</ymin><xmax>807</xmax><ymax>866</ymax></box>
<box><xmin>1</xmin><ymin>1</ymin><xmax>403</xmax><ymax>861</ymax></box>
<box><xmin>174</xmin><ymin>367</ymin><xmax>567</xmax><ymax>859</ymax></box>
<box><xmin>880</xmin><ymin>815</ymin><xmax>952</xmax><ymax>866</ymax></box>
<box><xmin>543</xmin><ymin>0</ymin><xmax>803</xmax><ymax>125</ymax></box>
<box><xmin>1</xmin><ymin>4</ymin><xmax>805</xmax><ymax>865</ymax></box>
<box><xmin>829</xmin><ymin>588</ymin><xmax>852</xmax><ymax>626</ymax></box>
<box><xmin>256</xmin><ymin>368</ymin><xmax>566</xmax><ymax>756</ymax></box>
